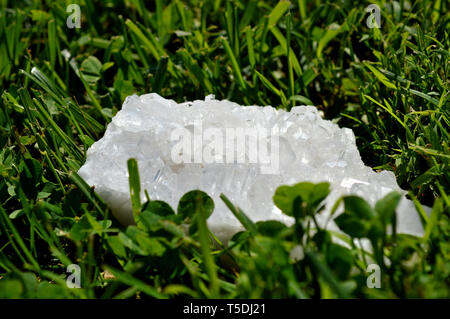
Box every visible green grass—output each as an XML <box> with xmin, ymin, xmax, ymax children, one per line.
<box><xmin>0</xmin><ymin>0</ymin><xmax>449</xmax><ymax>298</ymax></box>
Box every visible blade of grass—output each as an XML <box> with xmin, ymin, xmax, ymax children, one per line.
<box><xmin>127</xmin><ymin>158</ymin><xmax>141</xmax><ymax>222</ymax></box>
<box><xmin>104</xmin><ymin>265</ymin><xmax>166</xmax><ymax>298</ymax></box>
<box><xmin>196</xmin><ymin>193</ymin><xmax>219</xmax><ymax>297</ymax></box>
<box><xmin>221</xmin><ymin>37</ymin><xmax>246</xmax><ymax>89</ymax></box>
<box><xmin>220</xmin><ymin>193</ymin><xmax>257</xmax><ymax>235</ymax></box>
<box><xmin>268</xmin><ymin>1</ymin><xmax>291</xmax><ymax>27</ymax></box>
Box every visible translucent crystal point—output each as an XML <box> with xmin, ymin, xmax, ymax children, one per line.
<box><xmin>78</xmin><ymin>93</ymin><xmax>424</xmax><ymax>241</ymax></box>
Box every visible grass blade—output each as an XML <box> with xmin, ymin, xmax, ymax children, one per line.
<box><xmin>220</xmin><ymin>193</ymin><xmax>257</xmax><ymax>235</ymax></box>
<box><xmin>268</xmin><ymin>1</ymin><xmax>291</xmax><ymax>27</ymax></box>
<box><xmin>221</xmin><ymin>37</ymin><xmax>246</xmax><ymax>89</ymax></box>
<box><xmin>127</xmin><ymin>158</ymin><xmax>141</xmax><ymax>221</ymax></box>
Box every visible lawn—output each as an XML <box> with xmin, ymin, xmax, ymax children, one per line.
<box><xmin>0</xmin><ymin>0</ymin><xmax>448</xmax><ymax>298</ymax></box>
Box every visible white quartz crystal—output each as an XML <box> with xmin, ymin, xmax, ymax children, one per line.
<box><xmin>78</xmin><ymin>93</ymin><xmax>424</xmax><ymax>241</ymax></box>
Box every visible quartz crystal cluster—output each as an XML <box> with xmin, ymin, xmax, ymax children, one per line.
<box><xmin>78</xmin><ymin>93</ymin><xmax>424</xmax><ymax>241</ymax></box>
